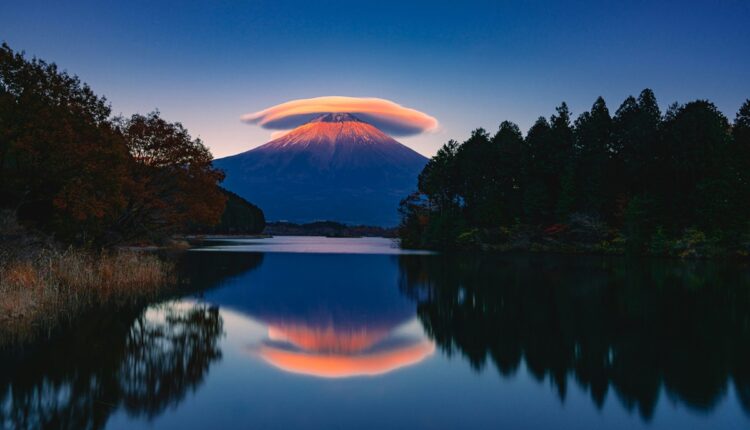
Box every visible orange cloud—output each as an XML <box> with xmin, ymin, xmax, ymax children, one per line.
<box><xmin>258</xmin><ymin>340</ymin><xmax>435</xmax><ymax>378</ymax></box>
<box><xmin>241</xmin><ymin>96</ymin><xmax>439</xmax><ymax>137</ymax></box>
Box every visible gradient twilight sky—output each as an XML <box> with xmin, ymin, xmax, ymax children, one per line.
<box><xmin>2</xmin><ymin>0</ymin><xmax>749</xmax><ymax>158</ymax></box>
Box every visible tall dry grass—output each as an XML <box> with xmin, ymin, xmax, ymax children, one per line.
<box><xmin>1</xmin><ymin>241</ymin><xmax>174</xmax><ymax>345</ymax></box>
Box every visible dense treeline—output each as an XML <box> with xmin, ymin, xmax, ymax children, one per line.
<box><xmin>190</xmin><ymin>188</ymin><xmax>266</xmax><ymax>235</ymax></box>
<box><xmin>400</xmin><ymin>89</ymin><xmax>750</xmax><ymax>256</ymax></box>
<box><xmin>0</xmin><ymin>43</ymin><xmax>254</xmax><ymax>245</ymax></box>
<box><xmin>264</xmin><ymin>221</ymin><xmax>396</xmax><ymax>238</ymax></box>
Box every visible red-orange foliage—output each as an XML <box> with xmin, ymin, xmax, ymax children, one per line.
<box><xmin>543</xmin><ymin>223</ymin><xmax>568</xmax><ymax>236</ymax></box>
<box><xmin>0</xmin><ymin>43</ymin><xmax>226</xmax><ymax>244</ymax></box>
<box><xmin>115</xmin><ymin>112</ymin><xmax>226</xmax><ymax>240</ymax></box>
<box><xmin>0</xmin><ymin>43</ymin><xmax>130</xmax><ymax>242</ymax></box>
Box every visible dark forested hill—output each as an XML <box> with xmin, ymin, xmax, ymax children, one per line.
<box><xmin>191</xmin><ymin>188</ymin><xmax>266</xmax><ymax>235</ymax></box>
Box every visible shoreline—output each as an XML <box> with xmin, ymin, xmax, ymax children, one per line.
<box><xmin>0</xmin><ymin>246</ymin><xmax>175</xmax><ymax>348</ymax></box>
<box><xmin>400</xmin><ymin>223</ymin><xmax>750</xmax><ymax>260</ymax></box>
<box><xmin>3</xmin><ymin>231</ymin><xmax>748</xmax><ymax>349</ymax></box>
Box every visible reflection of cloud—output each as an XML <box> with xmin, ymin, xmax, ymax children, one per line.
<box><xmin>268</xmin><ymin>324</ymin><xmax>389</xmax><ymax>353</ymax></box>
<box><xmin>258</xmin><ymin>340</ymin><xmax>435</xmax><ymax>378</ymax></box>
<box><xmin>241</xmin><ymin>96</ymin><xmax>439</xmax><ymax>137</ymax></box>
<box><xmin>255</xmin><ymin>319</ymin><xmax>435</xmax><ymax>378</ymax></box>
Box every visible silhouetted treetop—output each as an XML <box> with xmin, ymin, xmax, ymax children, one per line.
<box><xmin>400</xmin><ymin>90</ymin><xmax>750</xmax><ymax>255</ymax></box>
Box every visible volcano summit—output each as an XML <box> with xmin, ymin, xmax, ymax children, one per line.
<box><xmin>214</xmin><ymin>112</ymin><xmax>428</xmax><ymax>226</ymax></box>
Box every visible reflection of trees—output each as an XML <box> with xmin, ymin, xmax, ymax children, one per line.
<box><xmin>176</xmin><ymin>250</ymin><xmax>264</xmax><ymax>292</ymax></box>
<box><xmin>399</xmin><ymin>254</ymin><xmax>750</xmax><ymax>420</ymax></box>
<box><xmin>119</xmin><ymin>305</ymin><xmax>223</xmax><ymax>418</ymax></box>
<box><xmin>0</xmin><ymin>303</ymin><xmax>223</xmax><ymax>430</ymax></box>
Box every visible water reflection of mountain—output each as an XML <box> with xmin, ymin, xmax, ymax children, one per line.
<box><xmin>0</xmin><ymin>303</ymin><xmax>223</xmax><ymax>430</ymax></box>
<box><xmin>206</xmin><ymin>253</ymin><xmax>413</xmax><ymax>330</ymax></box>
<box><xmin>398</xmin><ymin>254</ymin><xmax>750</xmax><ymax>420</ymax></box>
<box><xmin>201</xmin><ymin>253</ymin><xmax>433</xmax><ymax>377</ymax></box>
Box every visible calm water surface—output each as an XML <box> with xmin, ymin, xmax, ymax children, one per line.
<box><xmin>2</xmin><ymin>236</ymin><xmax>750</xmax><ymax>429</ymax></box>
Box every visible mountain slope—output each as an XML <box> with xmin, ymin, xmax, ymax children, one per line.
<box><xmin>214</xmin><ymin>113</ymin><xmax>427</xmax><ymax>226</ymax></box>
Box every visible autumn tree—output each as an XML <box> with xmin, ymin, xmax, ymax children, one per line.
<box><xmin>115</xmin><ymin>112</ymin><xmax>226</xmax><ymax>240</ymax></box>
<box><xmin>0</xmin><ymin>43</ymin><xmax>130</xmax><ymax>243</ymax></box>
<box><xmin>0</xmin><ymin>43</ymin><xmax>232</xmax><ymax>245</ymax></box>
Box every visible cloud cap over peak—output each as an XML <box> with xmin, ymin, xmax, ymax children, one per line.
<box><xmin>241</xmin><ymin>96</ymin><xmax>439</xmax><ymax>137</ymax></box>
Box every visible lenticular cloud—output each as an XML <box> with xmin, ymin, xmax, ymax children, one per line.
<box><xmin>241</xmin><ymin>96</ymin><xmax>438</xmax><ymax>137</ymax></box>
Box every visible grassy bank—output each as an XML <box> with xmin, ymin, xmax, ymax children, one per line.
<box><xmin>0</xmin><ymin>215</ymin><xmax>174</xmax><ymax>346</ymax></box>
<box><xmin>404</xmin><ymin>213</ymin><xmax>750</xmax><ymax>259</ymax></box>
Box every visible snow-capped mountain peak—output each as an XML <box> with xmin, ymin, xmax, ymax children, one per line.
<box><xmin>213</xmin><ymin>112</ymin><xmax>428</xmax><ymax>225</ymax></box>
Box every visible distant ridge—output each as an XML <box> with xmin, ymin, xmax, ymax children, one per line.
<box><xmin>214</xmin><ymin>113</ymin><xmax>427</xmax><ymax>226</ymax></box>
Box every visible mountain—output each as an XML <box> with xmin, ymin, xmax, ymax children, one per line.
<box><xmin>214</xmin><ymin>113</ymin><xmax>428</xmax><ymax>226</ymax></box>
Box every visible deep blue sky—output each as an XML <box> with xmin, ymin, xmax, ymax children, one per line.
<box><xmin>3</xmin><ymin>0</ymin><xmax>749</xmax><ymax>157</ymax></box>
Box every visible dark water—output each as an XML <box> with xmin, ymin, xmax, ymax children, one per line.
<box><xmin>2</xmin><ymin>236</ymin><xmax>750</xmax><ymax>429</ymax></box>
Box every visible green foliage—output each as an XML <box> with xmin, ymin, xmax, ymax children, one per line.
<box><xmin>658</xmin><ymin>101</ymin><xmax>733</xmax><ymax>230</ymax></box>
<box><xmin>556</xmin><ymin>163</ymin><xmax>576</xmax><ymax>220</ymax></box>
<box><xmin>648</xmin><ymin>227</ymin><xmax>670</xmax><ymax>256</ymax></box>
<box><xmin>418</xmin><ymin>140</ymin><xmax>460</xmax><ymax>210</ymax></box>
<box><xmin>522</xmin><ymin>117</ymin><xmax>554</xmax><ymax>223</ymax></box>
<box><xmin>455</xmin><ymin>128</ymin><xmax>496</xmax><ymax>225</ymax></box>
<box><xmin>191</xmin><ymin>188</ymin><xmax>265</xmax><ymax>235</ymax></box>
<box><xmin>740</xmin><ymin>227</ymin><xmax>750</xmax><ymax>258</ymax></box>
<box><xmin>612</xmin><ymin>90</ymin><xmax>661</xmax><ymax>197</ymax></box>
<box><xmin>672</xmin><ymin>228</ymin><xmax>721</xmax><ymax>259</ymax></box>
<box><xmin>731</xmin><ymin>100</ymin><xmax>750</xmax><ymax>225</ymax></box>
<box><xmin>400</xmin><ymin>89</ymin><xmax>750</xmax><ymax>257</ymax></box>
<box><xmin>398</xmin><ymin>192</ymin><xmax>430</xmax><ymax>248</ymax></box>
<box><xmin>422</xmin><ymin>210</ymin><xmax>466</xmax><ymax>249</ymax></box>
<box><xmin>573</xmin><ymin>97</ymin><xmax>613</xmax><ymax>216</ymax></box>
<box><xmin>456</xmin><ymin>228</ymin><xmax>483</xmax><ymax>247</ymax></box>
<box><xmin>623</xmin><ymin>194</ymin><xmax>656</xmax><ymax>254</ymax></box>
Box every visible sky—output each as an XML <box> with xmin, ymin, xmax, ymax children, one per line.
<box><xmin>2</xmin><ymin>0</ymin><xmax>750</xmax><ymax>158</ymax></box>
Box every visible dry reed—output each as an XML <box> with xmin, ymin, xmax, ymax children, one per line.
<box><xmin>0</xmin><ymin>247</ymin><xmax>174</xmax><ymax>345</ymax></box>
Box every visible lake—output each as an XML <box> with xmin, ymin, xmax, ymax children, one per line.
<box><xmin>2</xmin><ymin>236</ymin><xmax>749</xmax><ymax>429</ymax></box>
